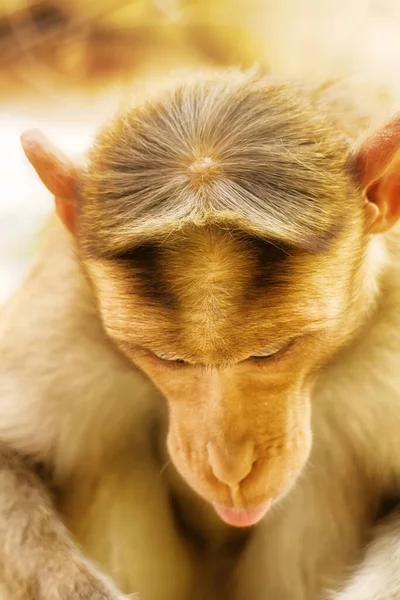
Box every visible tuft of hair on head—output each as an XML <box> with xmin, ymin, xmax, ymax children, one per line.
<box><xmin>77</xmin><ymin>68</ymin><xmax>362</xmax><ymax>260</ymax></box>
<box><xmin>188</xmin><ymin>156</ymin><xmax>221</xmax><ymax>184</ymax></box>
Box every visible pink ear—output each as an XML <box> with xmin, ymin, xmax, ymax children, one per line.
<box><xmin>355</xmin><ymin>114</ymin><xmax>400</xmax><ymax>234</ymax></box>
<box><xmin>21</xmin><ymin>129</ymin><xmax>78</xmax><ymax>233</ymax></box>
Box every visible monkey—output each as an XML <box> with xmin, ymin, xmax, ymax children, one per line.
<box><xmin>0</xmin><ymin>67</ymin><xmax>400</xmax><ymax>600</ymax></box>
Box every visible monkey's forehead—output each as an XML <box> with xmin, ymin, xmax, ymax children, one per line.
<box><xmin>85</xmin><ymin>221</ymin><xmax>354</xmax><ymax>363</ymax></box>
<box><xmin>77</xmin><ymin>71</ymin><xmax>361</xmax><ymax>260</ymax></box>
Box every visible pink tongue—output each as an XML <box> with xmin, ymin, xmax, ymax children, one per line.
<box><xmin>213</xmin><ymin>501</ymin><xmax>271</xmax><ymax>527</ymax></box>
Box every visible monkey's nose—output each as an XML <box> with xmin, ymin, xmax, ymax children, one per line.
<box><xmin>207</xmin><ymin>440</ymin><xmax>255</xmax><ymax>486</ymax></box>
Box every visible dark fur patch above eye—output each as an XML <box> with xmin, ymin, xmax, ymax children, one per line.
<box><xmin>111</xmin><ymin>242</ymin><xmax>161</xmax><ymax>264</ymax></box>
<box><xmin>243</xmin><ymin>237</ymin><xmax>294</xmax><ymax>296</ymax></box>
<box><xmin>252</xmin><ymin>237</ymin><xmax>293</xmax><ymax>266</ymax></box>
<box><xmin>105</xmin><ymin>232</ymin><xmax>296</xmax><ymax>317</ymax></box>
<box><xmin>374</xmin><ymin>494</ymin><xmax>400</xmax><ymax>523</ymax></box>
<box><xmin>112</xmin><ymin>243</ymin><xmax>177</xmax><ymax>310</ymax></box>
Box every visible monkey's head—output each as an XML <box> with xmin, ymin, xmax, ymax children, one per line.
<box><xmin>22</xmin><ymin>71</ymin><xmax>400</xmax><ymax>527</ymax></box>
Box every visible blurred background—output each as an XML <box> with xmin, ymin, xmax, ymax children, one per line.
<box><xmin>1</xmin><ymin>0</ymin><xmax>400</xmax><ymax>301</ymax></box>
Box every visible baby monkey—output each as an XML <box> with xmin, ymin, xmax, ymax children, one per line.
<box><xmin>0</xmin><ymin>69</ymin><xmax>399</xmax><ymax>600</ymax></box>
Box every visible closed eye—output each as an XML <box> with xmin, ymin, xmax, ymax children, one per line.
<box><xmin>150</xmin><ymin>339</ymin><xmax>296</xmax><ymax>365</ymax></box>
<box><xmin>152</xmin><ymin>351</ymin><xmax>186</xmax><ymax>364</ymax></box>
<box><xmin>250</xmin><ymin>351</ymin><xmax>283</xmax><ymax>360</ymax></box>
<box><xmin>249</xmin><ymin>339</ymin><xmax>295</xmax><ymax>361</ymax></box>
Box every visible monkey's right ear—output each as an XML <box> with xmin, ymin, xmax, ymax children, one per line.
<box><xmin>21</xmin><ymin>129</ymin><xmax>78</xmax><ymax>233</ymax></box>
<box><xmin>355</xmin><ymin>115</ymin><xmax>400</xmax><ymax>234</ymax></box>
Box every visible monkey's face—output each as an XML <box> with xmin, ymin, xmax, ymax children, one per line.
<box><xmin>74</xmin><ymin>72</ymin><xmax>366</xmax><ymax>526</ymax></box>
<box><xmin>85</xmin><ymin>224</ymin><xmax>365</xmax><ymax>527</ymax></box>
<box><xmin>22</xmin><ymin>69</ymin><xmax>398</xmax><ymax>526</ymax></box>
<box><xmin>21</xmin><ymin>67</ymin><xmax>400</xmax><ymax>526</ymax></box>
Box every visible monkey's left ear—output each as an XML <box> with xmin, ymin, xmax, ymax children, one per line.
<box><xmin>21</xmin><ymin>129</ymin><xmax>78</xmax><ymax>233</ymax></box>
<box><xmin>356</xmin><ymin>115</ymin><xmax>400</xmax><ymax>234</ymax></box>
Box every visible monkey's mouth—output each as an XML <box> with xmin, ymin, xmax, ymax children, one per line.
<box><xmin>212</xmin><ymin>500</ymin><xmax>272</xmax><ymax>527</ymax></box>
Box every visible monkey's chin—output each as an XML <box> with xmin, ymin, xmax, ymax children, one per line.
<box><xmin>212</xmin><ymin>500</ymin><xmax>272</xmax><ymax>528</ymax></box>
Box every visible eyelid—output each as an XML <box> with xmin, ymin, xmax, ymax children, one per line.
<box><xmin>151</xmin><ymin>350</ymin><xmax>188</xmax><ymax>363</ymax></box>
<box><xmin>153</xmin><ymin>352</ymin><xmax>180</xmax><ymax>361</ymax></box>
<box><xmin>255</xmin><ymin>342</ymin><xmax>289</xmax><ymax>356</ymax></box>
<box><xmin>251</xmin><ymin>337</ymin><xmax>296</xmax><ymax>359</ymax></box>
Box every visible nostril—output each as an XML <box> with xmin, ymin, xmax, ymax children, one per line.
<box><xmin>207</xmin><ymin>440</ymin><xmax>256</xmax><ymax>487</ymax></box>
